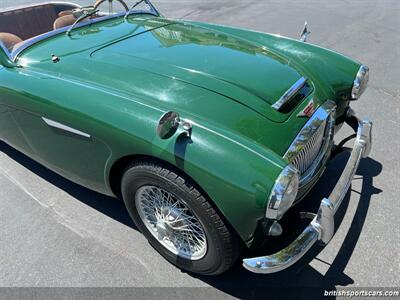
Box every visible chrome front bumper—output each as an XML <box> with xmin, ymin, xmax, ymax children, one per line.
<box><xmin>243</xmin><ymin>116</ymin><xmax>372</xmax><ymax>274</ymax></box>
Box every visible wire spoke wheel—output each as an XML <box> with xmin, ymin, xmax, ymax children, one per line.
<box><xmin>135</xmin><ymin>185</ymin><xmax>207</xmax><ymax>260</ymax></box>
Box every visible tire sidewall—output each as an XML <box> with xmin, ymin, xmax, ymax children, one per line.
<box><xmin>121</xmin><ymin>167</ymin><xmax>227</xmax><ymax>275</ymax></box>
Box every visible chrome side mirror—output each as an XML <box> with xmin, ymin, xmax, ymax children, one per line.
<box><xmin>300</xmin><ymin>21</ymin><xmax>311</xmax><ymax>42</ymax></box>
<box><xmin>157</xmin><ymin>111</ymin><xmax>192</xmax><ymax>139</ymax></box>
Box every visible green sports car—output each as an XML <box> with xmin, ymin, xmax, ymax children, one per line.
<box><xmin>0</xmin><ymin>0</ymin><xmax>372</xmax><ymax>275</ymax></box>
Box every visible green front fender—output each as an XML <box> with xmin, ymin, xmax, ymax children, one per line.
<box><xmin>0</xmin><ymin>66</ymin><xmax>285</xmax><ymax>243</ymax></box>
<box><xmin>104</xmin><ymin>115</ymin><xmax>286</xmax><ymax>243</ymax></box>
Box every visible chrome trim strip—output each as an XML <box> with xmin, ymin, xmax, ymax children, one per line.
<box><xmin>272</xmin><ymin>77</ymin><xmax>307</xmax><ymax>111</ymax></box>
<box><xmin>42</xmin><ymin>117</ymin><xmax>91</xmax><ymax>138</ymax></box>
<box><xmin>243</xmin><ymin>115</ymin><xmax>372</xmax><ymax>274</ymax></box>
<box><xmin>284</xmin><ymin>100</ymin><xmax>336</xmax><ymax>186</ymax></box>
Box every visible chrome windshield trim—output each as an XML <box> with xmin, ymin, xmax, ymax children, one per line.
<box><xmin>42</xmin><ymin>117</ymin><xmax>91</xmax><ymax>138</ymax></box>
<box><xmin>11</xmin><ymin>6</ymin><xmax>159</xmax><ymax>61</ymax></box>
<box><xmin>272</xmin><ymin>77</ymin><xmax>307</xmax><ymax>111</ymax></box>
<box><xmin>0</xmin><ymin>42</ymin><xmax>13</xmax><ymax>60</ymax></box>
<box><xmin>284</xmin><ymin>100</ymin><xmax>337</xmax><ymax>186</ymax></box>
<box><xmin>0</xmin><ymin>42</ymin><xmax>19</xmax><ymax>68</ymax></box>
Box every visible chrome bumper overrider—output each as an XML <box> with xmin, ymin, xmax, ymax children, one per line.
<box><xmin>243</xmin><ymin>116</ymin><xmax>372</xmax><ymax>274</ymax></box>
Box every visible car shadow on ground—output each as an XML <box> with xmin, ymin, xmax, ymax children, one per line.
<box><xmin>0</xmin><ymin>141</ymin><xmax>382</xmax><ymax>299</ymax></box>
<box><xmin>0</xmin><ymin>141</ymin><xmax>137</xmax><ymax>230</ymax></box>
<box><xmin>191</xmin><ymin>150</ymin><xmax>383</xmax><ymax>299</ymax></box>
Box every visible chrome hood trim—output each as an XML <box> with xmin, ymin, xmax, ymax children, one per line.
<box><xmin>272</xmin><ymin>77</ymin><xmax>307</xmax><ymax>111</ymax></box>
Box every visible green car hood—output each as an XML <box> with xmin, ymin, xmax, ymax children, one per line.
<box><xmin>89</xmin><ymin>21</ymin><xmax>304</xmax><ymax>122</ymax></box>
<box><xmin>18</xmin><ymin>17</ymin><xmax>312</xmax><ymax>123</ymax></box>
<box><xmin>16</xmin><ymin>16</ymin><xmax>329</xmax><ymax>155</ymax></box>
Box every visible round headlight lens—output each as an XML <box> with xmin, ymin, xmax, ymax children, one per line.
<box><xmin>265</xmin><ymin>165</ymin><xmax>299</xmax><ymax>220</ymax></box>
<box><xmin>351</xmin><ymin>65</ymin><xmax>369</xmax><ymax>100</ymax></box>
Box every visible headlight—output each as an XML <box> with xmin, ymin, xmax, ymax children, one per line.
<box><xmin>265</xmin><ymin>165</ymin><xmax>299</xmax><ymax>220</ymax></box>
<box><xmin>351</xmin><ymin>65</ymin><xmax>369</xmax><ymax>100</ymax></box>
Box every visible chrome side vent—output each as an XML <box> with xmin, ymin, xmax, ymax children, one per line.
<box><xmin>272</xmin><ymin>77</ymin><xmax>309</xmax><ymax>112</ymax></box>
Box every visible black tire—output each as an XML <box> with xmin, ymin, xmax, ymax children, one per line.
<box><xmin>121</xmin><ymin>159</ymin><xmax>242</xmax><ymax>276</ymax></box>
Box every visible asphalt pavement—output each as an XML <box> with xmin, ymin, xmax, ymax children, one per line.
<box><xmin>0</xmin><ymin>0</ymin><xmax>399</xmax><ymax>297</ymax></box>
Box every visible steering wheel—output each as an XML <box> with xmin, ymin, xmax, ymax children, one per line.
<box><xmin>93</xmin><ymin>0</ymin><xmax>129</xmax><ymax>14</ymax></box>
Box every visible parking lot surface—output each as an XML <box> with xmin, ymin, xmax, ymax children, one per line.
<box><xmin>0</xmin><ymin>0</ymin><xmax>399</xmax><ymax>296</ymax></box>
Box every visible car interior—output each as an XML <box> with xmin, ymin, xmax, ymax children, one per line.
<box><xmin>0</xmin><ymin>0</ymin><xmax>157</xmax><ymax>55</ymax></box>
<box><xmin>0</xmin><ymin>2</ymin><xmax>82</xmax><ymax>53</ymax></box>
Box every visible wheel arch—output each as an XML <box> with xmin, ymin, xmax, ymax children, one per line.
<box><xmin>107</xmin><ymin>153</ymin><xmax>246</xmax><ymax>244</ymax></box>
<box><xmin>104</xmin><ymin>115</ymin><xmax>285</xmax><ymax>245</ymax></box>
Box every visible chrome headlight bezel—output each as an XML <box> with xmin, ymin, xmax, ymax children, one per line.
<box><xmin>351</xmin><ymin>65</ymin><xmax>369</xmax><ymax>100</ymax></box>
<box><xmin>265</xmin><ymin>165</ymin><xmax>299</xmax><ymax>220</ymax></box>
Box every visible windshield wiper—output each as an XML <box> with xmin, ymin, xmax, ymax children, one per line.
<box><xmin>124</xmin><ymin>0</ymin><xmax>145</xmax><ymax>20</ymax></box>
<box><xmin>66</xmin><ymin>8</ymin><xmax>99</xmax><ymax>36</ymax></box>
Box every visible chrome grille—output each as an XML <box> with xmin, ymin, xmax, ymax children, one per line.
<box><xmin>291</xmin><ymin>120</ymin><xmax>327</xmax><ymax>175</ymax></box>
<box><xmin>283</xmin><ymin>101</ymin><xmax>337</xmax><ymax>183</ymax></box>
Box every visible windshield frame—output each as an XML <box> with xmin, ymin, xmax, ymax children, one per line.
<box><xmin>10</xmin><ymin>0</ymin><xmax>160</xmax><ymax>62</ymax></box>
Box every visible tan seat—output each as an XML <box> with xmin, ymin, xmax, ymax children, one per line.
<box><xmin>58</xmin><ymin>10</ymin><xmax>73</xmax><ymax>17</ymax></box>
<box><xmin>0</xmin><ymin>33</ymin><xmax>23</xmax><ymax>51</ymax></box>
<box><xmin>0</xmin><ymin>3</ymin><xmax>79</xmax><ymax>48</ymax></box>
<box><xmin>53</xmin><ymin>14</ymin><xmax>76</xmax><ymax>30</ymax></box>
